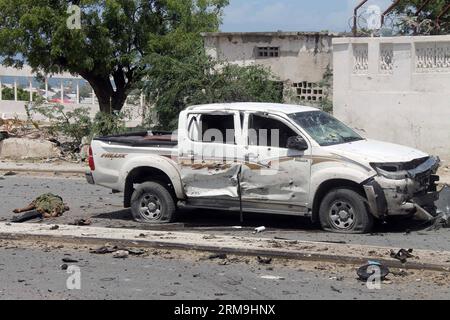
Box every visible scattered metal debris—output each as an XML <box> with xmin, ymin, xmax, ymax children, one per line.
<box><xmin>257</xmin><ymin>256</ymin><xmax>273</xmax><ymax>265</ymax></box>
<box><xmin>390</xmin><ymin>249</ymin><xmax>415</xmax><ymax>264</ymax></box>
<box><xmin>253</xmin><ymin>226</ymin><xmax>266</xmax><ymax>234</ymax></box>
<box><xmin>208</xmin><ymin>253</ymin><xmax>227</xmax><ymax>260</ymax></box>
<box><xmin>90</xmin><ymin>245</ymin><xmax>145</xmax><ymax>257</ymax></box>
<box><xmin>90</xmin><ymin>246</ymin><xmax>116</xmax><ymax>255</ymax></box>
<box><xmin>260</xmin><ymin>275</ymin><xmax>285</xmax><ymax>281</ymax></box>
<box><xmin>70</xmin><ymin>219</ymin><xmax>92</xmax><ymax>226</ymax></box>
<box><xmin>357</xmin><ymin>262</ymin><xmax>390</xmax><ymax>281</ymax></box>
<box><xmin>112</xmin><ymin>250</ymin><xmax>129</xmax><ymax>259</ymax></box>
<box><xmin>330</xmin><ymin>286</ymin><xmax>342</xmax><ymax>293</ymax></box>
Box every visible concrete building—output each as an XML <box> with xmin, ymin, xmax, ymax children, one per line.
<box><xmin>333</xmin><ymin>35</ymin><xmax>450</xmax><ymax>160</ymax></box>
<box><xmin>203</xmin><ymin>32</ymin><xmax>340</xmax><ymax>103</ymax></box>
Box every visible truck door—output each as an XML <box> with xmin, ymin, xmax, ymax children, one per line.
<box><xmin>240</xmin><ymin>112</ymin><xmax>312</xmax><ymax>211</ymax></box>
<box><xmin>178</xmin><ymin>111</ymin><xmax>244</xmax><ymax>200</ymax></box>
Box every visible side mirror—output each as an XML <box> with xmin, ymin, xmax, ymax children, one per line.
<box><xmin>287</xmin><ymin>136</ymin><xmax>308</xmax><ymax>151</ymax></box>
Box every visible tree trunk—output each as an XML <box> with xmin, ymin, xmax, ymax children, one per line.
<box><xmin>81</xmin><ymin>73</ymin><xmax>128</xmax><ymax>114</ymax></box>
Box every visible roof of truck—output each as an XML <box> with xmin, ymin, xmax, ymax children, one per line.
<box><xmin>187</xmin><ymin>103</ymin><xmax>319</xmax><ymax>114</ymax></box>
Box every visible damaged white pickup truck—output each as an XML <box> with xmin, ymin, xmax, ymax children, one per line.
<box><xmin>86</xmin><ymin>103</ymin><xmax>441</xmax><ymax>234</ymax></box>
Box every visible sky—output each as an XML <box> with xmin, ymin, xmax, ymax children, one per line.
<box><xmin>221</xmin><ymin>0</ymin><xmax>393</xmax><ymax>33</ymax></box>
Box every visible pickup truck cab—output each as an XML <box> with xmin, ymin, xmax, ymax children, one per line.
<box><xmin>86</xmin><ymin>103</ymin><xmax>440</xmax><ymax>234</ymax></box>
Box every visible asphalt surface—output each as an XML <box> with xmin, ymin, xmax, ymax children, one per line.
<box><xmin>0</xmin><ymin>240</ymin><xmax>449</xmax><ymax>300</ymax></box>
<box><xmin>0</xmin><ymin>175</ymin><xmax>449</xmax><ymax>252</ymax></box>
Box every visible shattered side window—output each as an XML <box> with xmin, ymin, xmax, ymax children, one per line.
<box><xmin>188</xmin><ymin>114</ymin><xmax>236</xmax><ymax>145</ymax></box>
<box><xmin>249</xmin><ymin>114</ymin><xmax>298</xmax><ymax>148</ymax></box>
<box><xmin>289</xmin><ymin>111</ymin><xmax>363</xmax><ymax>147</ymax></box>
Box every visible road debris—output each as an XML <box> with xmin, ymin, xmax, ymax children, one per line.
<box><xmin>260</xmin><ymin>275</ymin><xmax>285</xmax><ymax>281</ymax></box>
<box><xmin>70</xmin><ymin>219</ymin><xmax>92</xmax><ymax>226</ymax></box>
<box><xmin>50</xmin><ymin>225</ymin><xmax>59</xmax><ymax>230</ymax></box>
<box><xmin>357</xmin><ymin>262</ymin><xmax>390</xmax><ymax>281</ymax></box>
<box><xmin>390</xmin><ymin>249</ymin><xmax>415</xmax><ymax>264</ymax></box>
<box><xmin>13</xmin><ymin>193</ymin><xmax>69</xmax><ymax>218</ymax></box>
<box><xmin>60</xmin><ymin>264</ymin><xmax>69</xmax><ymax>270</ymax></box>
<box><xmin>257</xmin><ymin>256</ymin><xmax>273</xmax><ymax>265</ymax></box>
<box><xmin>3</xmin><ymin>171</ymin><xmax>17</xmax><ymax>176</ymax></box>
<box><xmin>253</xmin><ymin>226</ymin><xmax>266</xmax><ymax>234</ymax></box>
<box><xmin>112</xmin><ymin>250</ymin><xmax>129</xmax><ymax>259</ymax></box>
<box><xmin>208</xmin><ymin>253</ymin><xmax>227</xmax><ymax>260</ymax></box>
<box><xmin>11</xmin><ymin>210</ymin><xmax>42</xmax><ymax>223</ymax></box>
<box><xmin>90</xmin><ymin>245</ymin><xmax>145</xmax><ymax>258</ymax></box>
<box><xmin>62</xmin><ymin>258</ymin><xmax>79</xmax><ymax>263</ymax></box>
<box><xmin>330</xmin><ymin>286</ymin><xmax>342</xmax><ymax>293</ymax></box>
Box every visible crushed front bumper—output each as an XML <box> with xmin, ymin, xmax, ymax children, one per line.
<box><xmin>364</xmin><ymin>156</ymin><xmax>441</xmax><ymax>221</ymax></box>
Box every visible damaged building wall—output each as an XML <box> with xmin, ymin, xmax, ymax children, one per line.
<box><xmin>203</xmin><ymin>32</ymin><xmax>338</xmax><ymax>102</ymax></box>
<box><xmin>333</xmin><ymin>36</ymin><xmax>450</xmax><ymax>161</ymax></box>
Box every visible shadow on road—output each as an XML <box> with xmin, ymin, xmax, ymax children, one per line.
<box><xmin>92</xmin><ymin>207</ymin><xmax>438</xmax><ymax>234</ymax></box>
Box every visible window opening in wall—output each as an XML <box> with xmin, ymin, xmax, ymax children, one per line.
<box><xmin>257</xmin><ymin>47</ymin><xmax>280</xmax><ymax>58</ymax></box>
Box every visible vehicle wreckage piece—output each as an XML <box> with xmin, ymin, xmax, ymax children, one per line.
<box><xmin>364</xmin><ymin>157</ymin><xmax>440</xmax><ymax>221</ymax></box>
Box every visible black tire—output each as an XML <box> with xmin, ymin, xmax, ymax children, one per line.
<box><xmin>130</xmin><ymin>182</ymin><xmax>176</xmax><ymax>224</ymax></box>
<box><xmin>319</xmin><ymin>188</ymin><xmax>374</xmax><ymax>234</ymax></box>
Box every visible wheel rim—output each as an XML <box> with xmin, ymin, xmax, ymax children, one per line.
<box><xmin>139</xmin><ymin>193</ymin><xmax>162</xmax><ymax>221</ymax></box>
<box><xmin>329</xmin><ymin>200</ymin><xmax>356</xmax><ymax>230</ymax></box>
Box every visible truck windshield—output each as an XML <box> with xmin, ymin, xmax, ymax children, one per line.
<box><xmin>289</xmin><ymin>111</ymin><xmax>364</xmax><ymax>147</ymax></box>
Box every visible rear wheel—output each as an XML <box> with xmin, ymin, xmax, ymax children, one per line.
<box><xmin>319</xmin><ymin>188</ymin><xmax>373</xmax><ymax>234</ymax></box>
<box><xmin>130</xmin><ymin>182</ymin><xmax>176</xmax><ymax>224</ymax></box>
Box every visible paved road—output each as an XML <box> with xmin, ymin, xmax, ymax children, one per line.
<box><xmin>0</xmin><ymin>239</ymin><xmax>449</xmax><ymax>300</ymax></box>
<box><xmin>0</xmin><ymin>175</ymin><xmax>449</xmax><ymax>252</ymax></box>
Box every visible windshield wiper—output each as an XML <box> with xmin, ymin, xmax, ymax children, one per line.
<box><xmin>343</xmin><ymin>137</ymin><xmax>363</xmax><ymax>143</ymax></box>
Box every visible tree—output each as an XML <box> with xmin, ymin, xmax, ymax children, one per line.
<box><xmin>1</xmin><ymin>87</ymin><xmax>36</xmax><ymax>101</ymax></box>
<box><xmin>392</xmin><ymin>0</ymin><xmax>449</xmax><ymax>34</ymax></box>
<box><xmin>0</xmin><ymin>0</ymin><xmax>228</xmax><ymax>113</ymax></box>
<box><xmin>143</xmin><ymin>48</ymin><xmax>284</xmax><ymax>130</ymax></box>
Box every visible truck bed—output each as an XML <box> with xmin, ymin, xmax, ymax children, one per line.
<box><xmin>94</xmin><ymin>131</ymin><xmax>178</xmax><ymax>147</ymax></box>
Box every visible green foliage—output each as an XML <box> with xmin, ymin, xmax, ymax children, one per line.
<box><xmin>1</xmin><ymin>87</ymin><xmax>37</xmax><ymax>101</ymax></box>
<box><xmin>0</xmin><ymin>0</ymin><xmax>229</xmax><ymax>112</ymax></box>
<box><xmin>143</xmin><ymin>49</ymin><xmax>283</xmax><ymax>130</ymax></box>
<box><xmin>31</xmin><ymin>104</ymin><xmax>93</xmax><ymax>145</ymax></box>
<box><xmin>91</xmin><ymin>111</ymin><xmax>128</xmax><ymax>137</ymax></box>
<box><xmin>393</xmin><ymin>0</ymin><xmax>449</xmax><ymax>34</ymax></box>
<box><xmin>29</xmin><ymin>101</ymin><xmax>129</xmax><ymax>145</ymax></box>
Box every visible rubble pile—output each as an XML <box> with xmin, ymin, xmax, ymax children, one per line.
<box><xmin>0</xmin><ymin>119</ymin><xmax>86</xmax><ymax>162</ymax></box>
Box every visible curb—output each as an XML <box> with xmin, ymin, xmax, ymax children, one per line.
<box><xmin>0</xmin><ymin>165</ymin><xmax>86</xmax><ymax>175</ymax></box>
<box><xmin>1</xmin><ymin>223</ymin><xmax>449</xmax><ymax>273</ymax></box>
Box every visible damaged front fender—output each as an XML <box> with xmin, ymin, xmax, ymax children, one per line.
<box><xmin>364</xmin><ymin>156</ymin><xmax>441</xmax><ymax>220</ymax></box>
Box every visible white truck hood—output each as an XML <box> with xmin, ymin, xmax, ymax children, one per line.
<box><xmin>324</xmin><ymin>139</ymin><xmax>429</xmax><ymax>164</ymax></box>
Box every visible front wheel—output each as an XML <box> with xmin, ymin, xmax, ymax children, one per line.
<box><xmin>319</xmin><ymin>188</ymin><xmax>374</xmax><ymax>234</ymax></box>
<box><xmin>130</xmin><ymin>182</ymin><xmax>176</xmax><ymax>224</ymax></box>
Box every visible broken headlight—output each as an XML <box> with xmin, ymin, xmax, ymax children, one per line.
<box><xmin>370</xmin><ymin>157</ymin><xmax>439</xmax><ymax>181</ymax></box>
<box><xmin>370</xmin><ymin>162</ymin><xmax>410</xmax><ymax>180</ymax></box>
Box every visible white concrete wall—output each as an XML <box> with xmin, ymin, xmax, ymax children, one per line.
<box><xmin>333</xmin><ymin>35</ymin><xmax>450</xmax><ymax>160</ymax></box>
<box><xmin>204</xmin><ymin>32</ymin><xmax>335</xmax><ymax>83</ymax></box>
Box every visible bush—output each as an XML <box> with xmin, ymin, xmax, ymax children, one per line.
<box><xmin>29</xmin><ymin>103</ymin><xmax>129</xmax><ymax>146</ymax></box>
